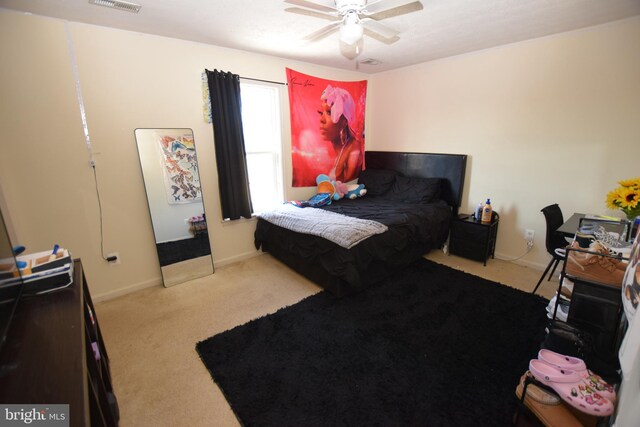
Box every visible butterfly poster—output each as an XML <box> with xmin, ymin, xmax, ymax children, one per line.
<box><xmin>156</xmin><ymin>131</ymin><xmax>202</xmax><ymax>204</ymax></box>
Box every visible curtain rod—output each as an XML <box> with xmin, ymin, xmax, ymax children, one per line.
<box><xmin>240</xmin><ymin>76</ymin><xmax>287</xmax><ymax>86</ymax></box>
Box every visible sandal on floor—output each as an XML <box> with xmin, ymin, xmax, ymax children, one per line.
<box><xmin>516</xmin><ymin>371</ymin><xmax>561</xmax><ymax>405</ymax></box>
<box><xmin>515</xmin><ymin>375</ymin><xmax>591</xmax><ymax>427</ymax></box>
<box><xmin>538</xmin><ymin>349</ymin><xmax>616</xmax><ymax>402</ymax></box>
<box><xmin>529</xmin><ymin>359</ymin><xmax>614</xmax><ymax>416</ymax></box>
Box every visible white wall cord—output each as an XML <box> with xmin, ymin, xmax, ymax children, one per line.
<box><xmin>64</xmin><ymin>22</ymin><xmax>93</xmax><ymax>162</ymax></box>
<box><xmin>64</xmin><ymin>22</ymin><xmax>109</xmax><ymax>261</ymax></box>
<box><xmin>499</xmin><ymin>244</ymin><xmax>534</xmax><ymax>262</ymax></box>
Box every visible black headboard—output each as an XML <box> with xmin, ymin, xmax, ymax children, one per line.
<box><xmin>365</xmin><ymin>151</ymin><xmax>467</xmax><ymax>214</ymax></box>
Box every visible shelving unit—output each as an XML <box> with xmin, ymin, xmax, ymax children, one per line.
<box><xmin>552</xmin><ymin>246</ymin><xmax>627</xmax><ymax>374</ymax></box>
<box><xmin>514</xmin><ymin>242</ymin><xmax>626</xmax><ymax>427</ymax></box>
<box><xmin>0</xmin><ymin>260</ymin><xmax>119</xmax><ymax>426</ymax></box>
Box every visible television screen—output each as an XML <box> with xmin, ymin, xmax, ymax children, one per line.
<box><xmin>0</xmin><ymin>207</ymin><xmax>24</xmax><ymax>355</ymax></box>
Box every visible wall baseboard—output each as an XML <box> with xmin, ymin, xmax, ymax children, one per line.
<box><xmin>214</xmin><ymin>250</ymin><xmax>262</xmax><ymax>268</ymax></box>
<box><xmin>92</xmin><ymin>251</ymin><xmax>262</xmax><ymax>302</ymax></box>
<box><xmin>494</xmin><ymin>251</ymin><xmax>547</xmax><ymax>271</ymax></box>
<box><xmin>93</xmin><ymin>277</ymin><xmax>162</xmax><ymax>302</ymax></box>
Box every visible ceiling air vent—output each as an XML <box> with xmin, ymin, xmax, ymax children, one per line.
<box><xmin>89</xmin><ymin>0</ymin><xmax>142</xmax><ymax>13</ymax></box>
<box><xmin>360</xmin><ymin>58</ymin><xmax>382</xmax><ymax>66</ymax></box>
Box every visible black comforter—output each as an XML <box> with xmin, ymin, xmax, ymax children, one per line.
<box><xmin>255</xmin><ymin>196</ymin><xmax>452</xmax><ymax>296</ymax></box>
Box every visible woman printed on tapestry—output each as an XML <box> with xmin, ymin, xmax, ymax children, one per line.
<box><xmin>287</xmin><ymin>68</ymin><xmax>367</xmax><ymax>187</ymax></box>
<box><xmin>319</xmin><ymin>85</ymin><xmax>362</xmax><ymax>183</ymax></box>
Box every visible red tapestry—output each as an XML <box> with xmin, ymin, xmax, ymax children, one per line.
<box><xmin>287</xmin><ymin>68</ymin><xmax>367</xmax><ymax>187</ymax></box>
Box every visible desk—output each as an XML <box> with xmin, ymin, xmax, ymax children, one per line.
<box><xmin>557</xmin><ymin>212</ymin><xmax>585</xmax><ymax>238</ymax></box>
<box><xmin>558</xmin><ymin>213</ymin><xmax>631</xmax><ymax>241</ymax></box>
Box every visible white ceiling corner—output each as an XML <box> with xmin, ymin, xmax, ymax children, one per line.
<box><xmin>1</xmin><ymin>0</ymin><xmax>639</xmax><ymax>73</ymax></box>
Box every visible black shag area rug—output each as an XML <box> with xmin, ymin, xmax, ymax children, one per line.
<box><xmin>196</xmin><ymin>258</ymin><xmax>548</xmax><ymax>427</ymax></box>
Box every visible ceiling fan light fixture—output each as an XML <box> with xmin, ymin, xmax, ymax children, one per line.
<box><xmin>286</xmin><ymin>0</ymin><xmax>415</xmax><ymax>56</ymax></box>
<box><xmin>340</xmin><ymin>22</ymin><xmax>363</xmax><ymax>45</ymax></box>
<box><xmin>335</xmin><ymin>0</ymin><xmax>367</xmax><ymax>14</ymax></box>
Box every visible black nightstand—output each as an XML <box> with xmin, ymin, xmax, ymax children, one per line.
<box><xmin>449</xmin><ymin>212</ymin><xmax>499</xmax><ymax>265</ymax></box>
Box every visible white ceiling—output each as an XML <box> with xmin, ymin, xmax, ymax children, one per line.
<box><xmin>2</xmin><ymin>0</ymin><xmax>639</xmax><ymax>73</ymax></box>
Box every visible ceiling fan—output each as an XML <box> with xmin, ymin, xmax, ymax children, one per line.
<box><xmin>285</xmin><ymin>0</ymin><xmax>423</xmax><ymax>53</ymax></box>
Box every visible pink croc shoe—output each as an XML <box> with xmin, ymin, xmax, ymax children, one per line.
<box><xmin>538</xmin><ymin>349</ymin><xmax>616</xmax><ymax>402</ymax></box>
<box><xmin>529</xmin><ymin>359</ymin><xmax>613</xmax><ymax>416</ymax></box>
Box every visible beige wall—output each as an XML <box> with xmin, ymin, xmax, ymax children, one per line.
<box><xmin>0</xmin><ymin>11</ymin><xmax>366</xmax><ymax>299</ymax></box>
<box><xmin>1</xmin><ymin>10</ymin><xmax>639</xmax><ymax>298</ymax></box>
<box><xmin>368</xmin><ymin>16</ymin><xmax>640</xmax><ymax>269</ymax></box>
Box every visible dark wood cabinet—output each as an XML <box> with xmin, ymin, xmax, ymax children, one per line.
<box><xmin>449</xmin><ymin>212</ymin><xmax>499</xmax><ymax>265</ymax></box>
<box><xmin>0</xmin><ymin>260</ymin><xmax>119</xmax><ymax>426</ymax></box>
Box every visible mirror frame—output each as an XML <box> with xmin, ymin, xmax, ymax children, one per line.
<box><xmin>134</xmin><ymin>128</ymin><xmax>214</xmax><ymax>287</ymax></box>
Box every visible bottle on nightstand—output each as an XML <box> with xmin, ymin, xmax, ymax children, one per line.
<box><xmin>475</xmin><ymin>202</ymin><xmax>483</xmax><ymax>222</ymax></box>
<box><xmin>481</xmin><ymin>199</ymin><xmax>493</xmax><ymax>223</ymax></box>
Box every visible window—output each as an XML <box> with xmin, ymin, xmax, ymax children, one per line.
<box><xmin>240</xmin><ymin>82</ymin><xmax>284</xmax><ymax>214</ymax></box>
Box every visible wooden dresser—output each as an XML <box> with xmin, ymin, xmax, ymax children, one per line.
<box><xmin>0</xmin><ymin>260</ymin><xmax>119</xmax><ymax>426</ymax></box>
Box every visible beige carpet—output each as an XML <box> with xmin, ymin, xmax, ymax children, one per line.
<box><xmin>95</xmin><ymin>252</ymin><xmax>557</xmax><ymax>426</ymax></box>
<box><xmin>161</xmin><ymin>255</ymin><xmax>214</xmax><ymax>287</ymax></box>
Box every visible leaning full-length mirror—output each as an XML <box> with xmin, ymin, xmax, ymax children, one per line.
<box><xmin>135</xmin><ymin>128</ymin><xmax>214</xmax><ymax>287</ymax></box>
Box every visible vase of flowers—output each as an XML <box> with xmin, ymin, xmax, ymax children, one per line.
<box><xmin>607</xmin><ymin>178</ymin><xmax>640</xmax><ymax>239</ymax></box>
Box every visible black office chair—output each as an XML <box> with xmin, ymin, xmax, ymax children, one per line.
<box><xmin>532</xmin><ymin>204</ymin><xmax>569</xmax><ymax>295</ymax></box>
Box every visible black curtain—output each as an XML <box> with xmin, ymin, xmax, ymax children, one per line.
<box><xmin>206</xmin><ymin>69</ymin><xmax>253</xmax><ymax>220</ymax></box>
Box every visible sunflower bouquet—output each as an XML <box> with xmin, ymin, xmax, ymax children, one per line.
<box><xmin>606</xmin><ymin>177</ymin><xmax>640</xmax><ymax>221</ymax></box>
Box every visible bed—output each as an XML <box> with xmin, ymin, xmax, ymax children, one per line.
<box><xmin>255</xmin><ymin>151</ymin><xmax>468</xmax><ymax>297</ymax></box>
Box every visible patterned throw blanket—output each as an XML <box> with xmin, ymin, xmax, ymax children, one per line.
<box><xmin>258</xmin><ymin>204</ymin><xmax>388</xmax><ymax>249</ymax></box>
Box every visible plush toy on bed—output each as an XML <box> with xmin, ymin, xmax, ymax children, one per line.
<box><xmin>316</xmin><ymin>174</ymin><xmax>367</xmax><ymax>201</ymax></box>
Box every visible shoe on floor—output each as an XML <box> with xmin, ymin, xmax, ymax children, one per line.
<box><xmin>593</xmin><ymin>225</ymin><xmax>633</xmax><ymax>257</ymax></box>
<box><xmin>516</xmin><ymin>371</ymin><xmax>561</xmax><ymax>405</ymax></box>
<box><xmin>546</xmin><ymin>295</ymin><xmax>569</xmax><ymax>322</ymax></box>
<box><xmin>566</xmin><ymin>242</ymin><xmax>625</xmax><ymax>287</ymax></box>
<box><xmin>529</xmin><ymin>359</ymin><xmax>614</xmax><ymax>416</ymax></box>
<box><xmin>589</xmin><ymin>241</ymin><xmax>629</xmax><ymax>270</ymax></box>
<box><xmin>515</xmin><ymin>377</ymin><xmax>594</xmax><ymax>427</ymax></box>
<box><xmin>538</xmin><ymin>349</ymin><xmax>616</xmax><ymax>402</ymax></box>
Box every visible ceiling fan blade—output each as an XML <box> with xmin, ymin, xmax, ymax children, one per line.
<box><xmin>285</xmin><ymin>7</ymin><xmax>340</xmax><ymax>21</ymax></box>
<box><xmin>363</xmin><ymin>28</ymin><xmax>400</xmax><ymax>45</ymax></box>
<box><xmin>366</xmin><ymin>0</ymin><xmax>424</xmax><ymax>19</ymax></box>
<box><xmin>284</xmin><ymin>0</ymin><xmax>337</xmax><ymax>13</ymax></box>
<box><xmin>360</xmin><ymin>18</ymin><xmax>399</xmax><ymax>39</ymax></box>
<box><xmin>304</xmin><ymin>21</ymin><xmax>341</xmax><ymax>42</ymax></box>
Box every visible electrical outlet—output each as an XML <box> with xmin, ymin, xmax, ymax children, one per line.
<box><xmin>525</xmin><ymin>229</ymin><xmax>535</xmax><ymax>241</ymax></box>
<box><xmin>524</xmin><ymin>229</ymin><xmax>535</xmax><ymax>249</ymax></box>
<box><xmin>106</xmin><ymin>252</ymin><xmax>120</xmax><ymax>265</ymax></box>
